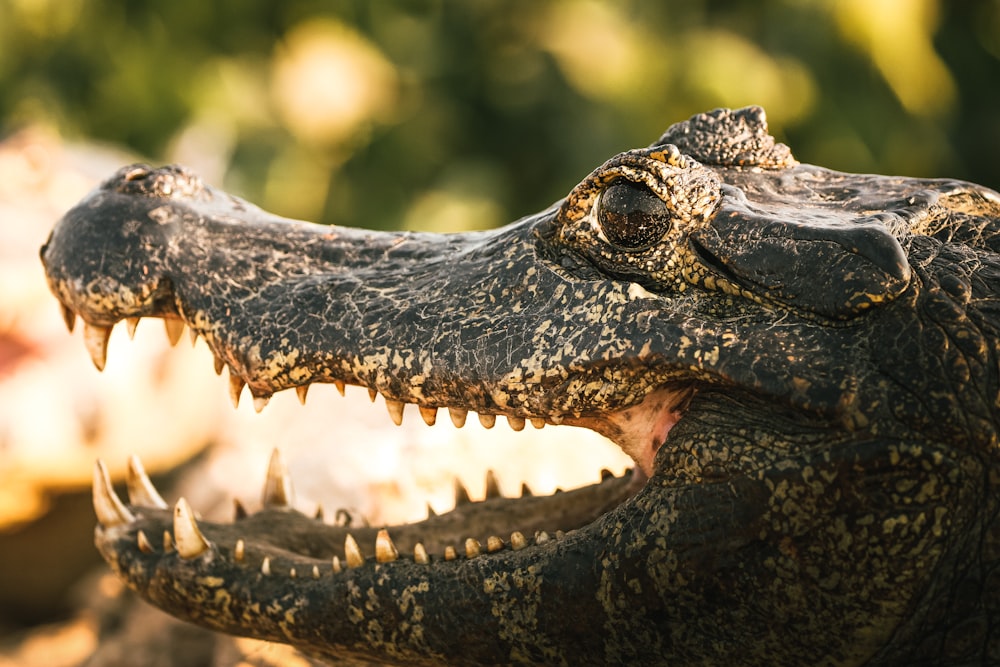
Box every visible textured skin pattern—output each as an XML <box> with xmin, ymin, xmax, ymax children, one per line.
<box><xmin>41</xmin><ymin>107</ymin><xmax>1000</xmax><ymax>665</ymax></box>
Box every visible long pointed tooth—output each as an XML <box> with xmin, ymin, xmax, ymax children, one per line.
<box><xmin>261</xmin><ymin>449</ymin><xmax>293</xmax><ymax>508</ymax></box>
<box><xmin>413</xmin><ymin>542</ymin><xmax>429</xmax><ymax>564</ymax></box>
<box><xmin>478</xmin><ymin>413</ymin><xmax>496</xmax><ymax>429</ymax></box>
<box><xmin>449</xmin><ymin>407</ymin><xmax>468</xmax><ymax>428</ymax></box>
<box><xmin>385</xmin><ymin>398</ymin><xmax>405</xmax><ymax>426</ymax></box>
<box><xmin>188</xmin><ymin>326</ymin><xmax>198</xmax><ymax>346</ymax></box>
<box><xmin>530</xmin><ymin>417</ymin><xmax>545</xmax><ymax>429</ymax></box>
<box><xmin>137</xmin><ymin>530</ymin><xmax>154</xmax><ymax>553</ymax></box>
<box><xmin>126</xmin><ymin>455</ymin><xmax>168</xmax><ymax>509</ymax></box>
<box><xmin>295</xmin><ymin>384</ymin><xmax>310</xmax><ymax>405</ymax></box>
<box><xmin>261</xmin><ymin>557</ymin><xmax>271</xmax><ymax>576</ymax></box>
<box><xmin>252</xmin><ymin>395</ymin><xmax>270</xmax><ymax>413</ymax></box>
<box><xmin>83</xmin><ymin>322</ymin><xmax>111</xmax><ymax>371</ymax></box>
<box><xmin>426</xmin><ymin>502</ymin><xmax>437</xmax><ymax>518</ymax></box>
<box><xmin>375</xmin><ymin>529</ymin><xmax>398</xmax><ymax>563</ymax></box>
<box><xmin>233</xmin><ymin>498</ymin><xmax>248</xmax><ymax>520</ymax></box>
<box><xmin>234</xmin><ymin>539</ymin><xmax>245</xmax><ymax>562</ymax></box>
<box><xmin>454</xmin><ymin>479</ymin><xmax>471</xmax><ymax>506</ymax></box>
<box><xmin>510</xmin><ymin>531</ymin><xmax>527</xmax><ymax>551</ymax></box>
<box><xmin>228</xmin><ymin>370</ymin><xmax>244</xmax><ymax>408</ymax></box>
<box><xmin>487</xmin><ymin>536</ymin><xmax>504</xmax><ymax>553</ymax></box>
<box><xmin>163</xmin><ymin>318</ymin><xmax>185</xmax><ymax>346</ymax></box>
<box><xmin>334</xmin><ymin>379</ymin><xmax>346</xmax><ymax>396</ymax></box>
<box><xmin>60</xmin><ymin>303</ymin><xmax>76</xmax><ymax>333</ymax></box>
<box><xmin>418</xmin><ymin>405</ymin><xmax>437</xmax><ymax>426</ymax></box>
<box><xmin>465</xmin><ymin>538</ymin><xmax>481</xmax><ymax>559</ymax></box>
<box><xmin>507</xmin><ymin>415</ymin><xmax>525</xmax><ymax>431</ymax></box>
<box><xmin>332</xmin><ymin>555</ymin><xmax>342</xmax><ymax>574</ymax></box>
<box><xmin>312</xmin><ymin>565</ymin><xmax>320</xmax><ymax>579</ymax></box>
<box><xmin>368</xmin><ymin>388</ymin><xmax>378</xmax><ymax>402</ymax></box>
<box><xmin>314</xmin><ymin>504</ymin><xmax>325</xmax><ymax>521</ymax></box>
<box><xmin>93</xmin><ymin>460</ymin><xmax>134</xmax><ymax>526</ymax></box>
<box><xmin>485</xmin><ymin>470</ymin><xmax>502</xmax><ymax>499</ymax></box>
<box><xmin>344</xmin><ymin>534</ymin><xmax>364</xmax><ymax>568</ymax></box>
<box><xmin>213</xmin><ymin>354</ymin><xmax>225</xmax><ymax>376</ymax></box>
<box><xmin>173</xmin><ymin>497</ymin><xmax>210</xmax><ymax>558</ymax></box>
<box><xmin>163</xmin><ymin>530</ymin><xmax>173</xmax><ymax>552</ymax></box>
<box><xmin>125</xmin><ymin>317</ymin><xmax>140</xmax><ymax>339</ymax></box>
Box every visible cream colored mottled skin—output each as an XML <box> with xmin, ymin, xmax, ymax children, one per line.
<box><xmin>41</xmin><ymin>107</ymin><xmax>1000</xmax><ymax>665</ymax></box>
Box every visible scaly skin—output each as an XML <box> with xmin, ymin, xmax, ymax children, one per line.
<box><xmin>41</xmin><ymin>107</ymin><xmax>1000</xmax><ymax>665</ymax></box>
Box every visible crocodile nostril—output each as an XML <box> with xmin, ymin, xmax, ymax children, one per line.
<box><xmin>124</xmin><ymin>165</ymin><xmax>151</xmax><ymax>181</ymax></box>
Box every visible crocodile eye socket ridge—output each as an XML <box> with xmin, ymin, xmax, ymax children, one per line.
<box><xmin>597</xmin><ymin>180</ymin><xmax>672</xmax><ymax>250</ymax></box>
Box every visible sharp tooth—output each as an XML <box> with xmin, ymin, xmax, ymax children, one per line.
<box><xmin>414</xmin><ymin>542</ymin><xmax>429</xmax><ymax>564</ymax></box>
<box><xmin>530</xmin><ymin>417</ymin><xmax>545</xmax><ymax>429</ymax></box>
<box><xmin>126</xmin><ymin>454</ymin><xmax>168</xmax><ymax>509</ymax></box>
<box><xmin>465</xmin><ymin>538</ymin><xmax>481</xmax><ymax>559</ymax></box>
<box><xmin>252</xmin><ymin>395</ymin><xmax>270</xmax><ymax>413</ymax></box>
<box><xmin>125</xmin><ymin>317</ymin><xmax>140</xmax><ymax>339</ymax></box>
<box><xmin>233</xmin><ymin>498</ymin><xmax>248</xmax><ymax>520</ymax></box>
<box><xmin>163</xmin><ymin>530</ymin><xmax>173</xmax><ymax>552</ymax></box>
<box><xmin>312</xmin><ymin>565</ymin><xmax>320</xmax><ymax>579</ymax></box>
<box><xmin>173</xmin><ymin>497</ymin><xmax>210</xmax><ymax>558</ymax></box>
<box><xmin>520</xmin><ymin>482</ymin><xmax>533</xmax><ymax>497</ymax></box>
<box><xmin>83</xmin><ymin>322</ymin><xmax>111</xmax><ymax>371</ymax></box>
<box><xmin>137</xmin><ymin>530</ymin><xmax>154</xmax><ymax>554</ymax></box>
<box><xmin>385</xmin><ymin>398</ymin><xmax>405</xmax><ymax>426</ymax></box>
<box><xmin>163</xmin><ymin>318</ymin><xmax>184</xmax><ymax>346</ymax></box>
<box><xmin>188</xmin><ymin>327</ymin><xmax>198</xmax><ymax>346</ymax></box>
<box><xmin>289</xmin><ymin>567</ymin><xmax>297</xmax><ymax>578</ymax></box>
<box><xmin>334</xmin><ymin>380</ymin><xmax>346</xmax><ymax>396</ymax></box>
<box><xmin>454</xmin><ymin>479</ymin><xmax>472</xmax><ymax>506</ymax></box>
<box><xmin>93</xmin><ymin>460</ymin><xmax>134</xmax><ymax>526</ymax></box>
<box><xmin>295</xmin><ymin>384</ymin><xmax>310</xmax><ymax>405</ymax></box>
<box><xmin>234</xmin><ymin>539</ymin><xmax>245</xmax><ymax>562</ymax></box>
<box><xmin>449</xmin><ymin>407</ymin><xmax>468</xmax><ymax>428</ymax></box>
<box><xmin>60</xmin><ymin>303</ymin><xmax>76</xmax><ymax>333</ymax></box>
<box><xmin>332</xmin><ymin>555</ymin><xmax>343</xmax><ymax>574</ymax></box>
<box><xmin>507</xmin><ymin>415</ymin><xmax>525</xmax><ymax>431</ymax></box>
<box><xmin>228</xmin><ymin>370</ymin><xmax>245</xmax><ymax>408</ymax></box>
<box><xmin>375</xmin><ymin>529</ymin><xmax>398</xmax><ymax>563</ymax></box>
<box><xmin>600</xmin><ymin>468</ymin><xmax>614</xmax><ymax>481</ymax></box>
<box><xmin>418</xmin><ymin>406</ymin><xmax>437</xmax><ymax>426</ymax></box>
<box><xmin>261</xmin><ymin>449</ymin><xmax>294</xmax><ymax>508</ymax></box>
<box><xmin>426</xmin><ymin>502</ymin><xmax>437</xmax><ymax>518</ymax></box>
<box><xmin>213</xmin><ymin>354</ymin><xmax>225</xmax><ymax>376</ymax></box>
<box><xmin>485</xmin><ymin>470</ymin><xmax>502</xmax><ymax>499</ymax></box>
<box><xmin>478</xmin><ymin>413</ymin><xmax>496</xmax><ymax>429</ymax></box>
<box><xmin>510</xmin><ymin>531</ymin><xmax>527</xmax><ymax>551</ymax></box>
<box><xmin>314</xmin><ymin>504</ymin><xmax>325</xmax><ymax>521</ymax></box>
<box><xmin>344</xmin><ymin>534</ymin><xmax>364</xmax><ymax>568</ymax></box>
<box><xmin>444</xmin><ymin>546</ymin><xmax>457</xmax><ymax>561</ymax></box>
<box><xmin>487</xmin><ymin>536</ymin><xmax>504</xmax><ymax>552</ymax></box>
<box><xmin>261</xmin><ymin>557</ymin><xmax>271</xmax><ymax>576</ymax></box>
<box><xmin>368</xmin><ymin>388</ymin><xmax>378</xmax><ymax>402</ymax></box>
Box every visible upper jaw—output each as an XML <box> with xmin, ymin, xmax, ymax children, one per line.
<box><xmin>40</xmin><ymin>164</ymin><xmax>864</xmax><ymax>473</ymax></box>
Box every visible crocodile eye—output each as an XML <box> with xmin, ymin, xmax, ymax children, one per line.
<box><xmin>596</xmin><ymin>180</ymin><xmax>672</xmax><ymax>250</ymax></box>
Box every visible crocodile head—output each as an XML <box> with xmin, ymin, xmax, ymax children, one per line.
<box><xmin>41</xmin><ymin>107</ymin><xmax>1000</xmax><ymax>665</ymax></box>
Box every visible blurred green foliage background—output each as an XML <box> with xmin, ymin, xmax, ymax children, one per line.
<box><xmin>1</xmin><ymin>0</ymin><xmax>998</xmax><ymax>231</ymax></box>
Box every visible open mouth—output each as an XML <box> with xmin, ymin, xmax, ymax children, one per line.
<box><xmin>84</xmin><ymin>311</ymin><xmax>699</xmax><ymax>574</ymax></box>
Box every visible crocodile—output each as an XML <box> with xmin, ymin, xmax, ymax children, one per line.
<box><xmin>39</xmin><ymin>107</ymin><xmax>1000</xmax><ymax>665</ymax></box>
